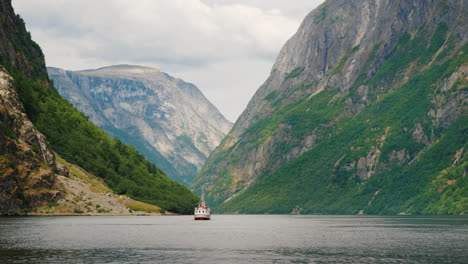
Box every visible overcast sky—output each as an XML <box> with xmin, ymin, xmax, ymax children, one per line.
<box><xmin>13</xmin><ymin>0</ymin><xmax>324</xmax><ymax>122</ymax></box>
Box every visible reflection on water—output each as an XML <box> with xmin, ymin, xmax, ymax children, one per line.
<box><xmin>0</xmin><ymin>215</ymin><xmax>467</xmax><ymax>263</ymax></box>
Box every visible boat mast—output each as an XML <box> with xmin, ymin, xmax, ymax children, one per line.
<box><xmin>200</xmin><ymin>185</ymin><xmax>207</xmax><ymax>207</ymax></box>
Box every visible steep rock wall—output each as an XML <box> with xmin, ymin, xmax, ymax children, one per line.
<box><xmin>194</xmin><ymin>0</ymin><xmax>467</xmax><ymax>214</ymax></box>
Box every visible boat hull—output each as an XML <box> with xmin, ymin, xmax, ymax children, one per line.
<box><xmin>194</xmin><ymin>217</ymin><xmax>210</xmax><ymax>220</ymax></box>
<box><xmin>194</xmin><ymin>214</ymin><xmax>211</xmax><ymax>220</ymax></box>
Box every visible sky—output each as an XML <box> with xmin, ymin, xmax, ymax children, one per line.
<box><xmin>13</xmin><ymin>0</ymin><xmax>325</xmax><ymax>122</ymax></box>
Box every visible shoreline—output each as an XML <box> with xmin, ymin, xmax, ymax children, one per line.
<box><xmin>0</xmin><ymin>210</ymin><xmax>180</xmax><ymax>216</ymax></box>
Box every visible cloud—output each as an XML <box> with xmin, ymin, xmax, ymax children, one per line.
<box><xmin>13</xmin><ymin>0</ymin><xmax>324</xmax><ymax>121</ymax></box>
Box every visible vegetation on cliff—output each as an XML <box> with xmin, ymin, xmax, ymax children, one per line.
<box><xmin>0</xmin><ymin>0</ymin><xmax>198</xmax><ymax>214</ymax></box>
<box><xmin>196</xmin><ymin>12</ymin><xmax>467</xmax><ymax>215</ymax></box>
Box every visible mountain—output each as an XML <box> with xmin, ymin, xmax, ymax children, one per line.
<box><xmin>193</xmin><ymin>0</ymin><xmax>467</xmax><ymax>215</ymax></box>
<box><xmin>48</xmin><ymin>65</ymin><xmax>232</xmax><ymax>185</ymax></box>
<box><xmin>0</xmin><ymin>0</ymin><xmax>198</xmax><ymax>214</ymax></box>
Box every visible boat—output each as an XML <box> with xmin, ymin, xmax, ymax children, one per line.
<box><xmin>194</xmin><ymin>186</ymin><xmax>211</xmax><ymax>220</ymax></box>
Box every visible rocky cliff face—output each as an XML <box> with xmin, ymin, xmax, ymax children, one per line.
<box><xmin>48</xmin><ymin>65</ymin><xmax>232</xmax><ymax>185</ymax></box>
<box><xmin>0</xmin><ymin>66</ymin><xmax>63</xmax><ymax>212</ymax></box>
<box><xmin>228</xmin><ymin>0</ymin><xmax>466</xmax><ymax>138</ymax></box>
<box><xmin>0</xmin><ymin>0</ymin><xmax>63</xmax><ymax>212</ymax></box>
<box><xmin>194</xmin><ymin>0</ymin><xmax>467</xmax><ymax>214</ymax></box>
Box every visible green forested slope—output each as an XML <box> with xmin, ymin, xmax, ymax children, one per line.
<box><xmin>201</xmin><ymin>21</ymin><xmax>467</xmax><ymax>214</ymax></box>
<box><xmin>0</xmin><ymin>1</ymin><xmax>198</xmax><ymax>214</ymax></box>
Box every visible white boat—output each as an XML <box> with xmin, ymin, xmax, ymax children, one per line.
<box><xmin>194</xmin><ymin>186</ymin><xmax>211</xmax><ymax>220</ymax></box>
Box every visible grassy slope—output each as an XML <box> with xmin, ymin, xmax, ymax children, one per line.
<box><xmin>33</xmin><ymin>154</ymin><xmax>165</xmax><ymax>215</ymax></box>
<box><xmin>214</xmin><ymin>24</ymin><xmax>467</xmax><ymax>214</ymax></box>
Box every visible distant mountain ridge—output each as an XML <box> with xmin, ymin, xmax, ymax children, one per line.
<box><xmin>194</xmin><ymin>0</ymin><xmax>467</xmax><ymax>214</ymax></box>
<box><xmin>48</xmin><ymin>65</ymin><xmax>232</xmax><ymax>185</ymax></box>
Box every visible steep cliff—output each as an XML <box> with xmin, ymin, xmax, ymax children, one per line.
<box><xmin>0</xmin><ymin>0</ymin><xmax>63</xmax><ymax>213</ymax></box>
<box><xmin>0</xmin><ymin>66</ymin><xmax>63</xmax><ymax>213</ymax></box>
<box><xmin>0</xmin><ymin>0</ymin><xmax>198</xmax><ymax>214</ymax></box>
<box><xmin>194</xmin><ymin>0</ymin><xmax>467</xmax><ymax>214</ymax></box>
<box><xmin>48</xmin><ymin>65</ymin><xmax>232</xmax><ymax>185</ymax></box>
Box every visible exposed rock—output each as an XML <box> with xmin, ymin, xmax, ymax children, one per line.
<box><xmin>452</xmin><ymin>147</ymin><xmax>464</xmax><ymax>166</ymax></box>
<box><xmin>345</xmin><ymin>97</ymin><xmax>366</xmax><ymax>115</ymax></box>
<box><xmin>0</xmin><ymin>67</ymin><xmax>63</xmax><ymax>213</ymax></box>
<box><xmin>412</xmin><ymin>123</ymin><xmax>430</xmax><ymax>145</ymax></box>
<box><xmin>440</xmin><ymin>64</ymin><xmax>467</xmax><ymax>92</ymax></box>
<box><xmin>388</xmin><ymin>148</ymin><xmax>410</xmax><ymax>166</ymax></box>
<box><xmin>48</xmin><ymin>65</ymin><xmax>232</xmax><ymax>185</ymax></box>
<box><xmin>56</xmin><ymin>163</ymin><xmax>70</xmax><ymax>177</ymax></box>
<box><xmin>356</xmin><ymin>146</ymin><xmax>381</xmax><ymax>180</ymax></box>
<box><xmin>431</xmin><ymin>65</ymin><xmax>468</xmax><ymax>129</ymax></box>
<box><xmin>344</xmin><ymin>85</ymin><xmax>370</xmax><ymax>115</ymax></box>
<box><xmin>341</xmin><ymin>161</ymin><xmax>356</xmax><ymax>171</ymax></box>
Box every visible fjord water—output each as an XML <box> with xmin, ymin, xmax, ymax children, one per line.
<box><xmin>0</xmin><ymin>215</ymin><xmax>466</xmax><ymax>263</ymax></box>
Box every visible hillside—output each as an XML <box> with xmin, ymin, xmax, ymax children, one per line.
<box><xmin>0</xmin><ymin>0</ymin><xmax>198</xmax><ymax>214</ymax></box>
<box><xmin>48</xmin><ymin>65</ymin><xmax>232</xmax><ymax>185</ymax></box>
<box><xmin>32</xmin><ymin>154</ymin><xmax>172</xmax><ymax>216</ymax></box>
<box><xmin>193</xmin><ymin>0</ymin><xmax>467</xmax><ymax>214</ymax></box>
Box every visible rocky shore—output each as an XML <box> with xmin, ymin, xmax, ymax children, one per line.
<box><xmin>19</xmin><ymin>154</ymin><xmax>175</xmax><ymax>216</ymax></box>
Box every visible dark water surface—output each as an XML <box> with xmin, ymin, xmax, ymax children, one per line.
<box><xmin>0</xmin><ymin>215</ymin><xmax>467</xmax><ymax>263</ymax></box>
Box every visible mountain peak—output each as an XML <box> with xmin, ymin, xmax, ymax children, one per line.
<box><xmin>80</xmin><ymin>64</ymin><xmax>160</xmax><ymax>75</ymax></box>
<box><xmin>48</xmin><ymin>65</ymin><xmax>233</xmax><ymax>185</ymax></box>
